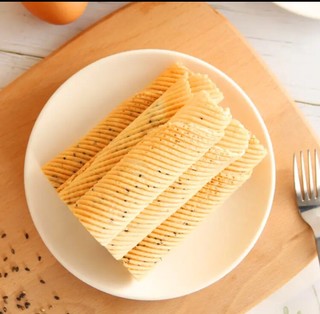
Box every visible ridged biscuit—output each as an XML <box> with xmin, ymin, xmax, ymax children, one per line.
<box><xmin>59</xmin><ymin>75</ymin><xmax>223</xmax><ymax>205</ymax></box>
<box><xmin>71</xmin><ymin>92</ymin><xmax>232</xmax><ymax>246</ymax></box>
<box><xmin>72</xmin><ymin>121</ymin><xmax>226</xmax><ymax>246</ymax></box>
<box><xmin>42</xmin><ymin>63</ymin><xmax>189</xmax><ymax>189</ymax></box>
<box><xmin>122</xmin><ymin>136</ymin><xmax>267</xmax><ymax>278</ymax></box>
<box><xmin>107</xmin><ymin>119</ymin><xmax>249</xmax><ymax>260</ymax></box>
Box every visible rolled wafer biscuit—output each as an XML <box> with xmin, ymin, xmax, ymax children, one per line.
<box><xmin>71</xmin><ymin>94</ymin><xmax>232</xmax><ymax>246</ymax></box>
<box><xmin>42</xmin><ymin>63</ymin><xmax>189</xmax><ymax>189</ymax></box>
<box><xmin>122</xmin><ymin>136</ymin><xmax>267</xmax><ymax>278</ymax></box>
<box><xmin>107</xmin><ymin>119</ymin><xmax>250</xmax><ymax>260</ymax></box>
<box><xmin>72</xmin><ymin>122</ymin><xmax>225</xmax><ymax>246</ymax></box>
<box><xmin>57</xmin><ymin>73</ymin><xmax>221</xmax><ymax>193</ymax></box>
<box><xmin>59</xmin><ymin>75</ymin><xmax>223</xmax><ymax>205</ymax></box>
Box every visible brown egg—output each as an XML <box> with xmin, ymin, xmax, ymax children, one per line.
<box><xmin>22</xmin><ymin>2</ymin><xmax>88</xmax><ymax>25</ymax></box>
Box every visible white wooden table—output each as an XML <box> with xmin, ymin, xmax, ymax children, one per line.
<box><xmin>1</xmin><ymin>2</ymin><xmax>320</xmax><ymax>313</ymax></box>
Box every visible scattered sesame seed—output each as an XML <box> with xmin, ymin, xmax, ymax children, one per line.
<box><xmin>54</xmin><ymin>295</ymin><xmax>60</xmax><ymax>300</ymax></box>
<box><xmin>25</xmin><ymin>267</ymin><xmax>30</xmax><ymax>272</ymax></box>
<box><xmin>4</xmin><ymin>273</ymin><xmax>8</xmax><ymax>278</ymax></box>
<box><xmin>40</xmin><ymin>279</ymin><xmax>45</xmax><ymax>284</ymax></box>
<box><xmin>139</xmin><ymin>174</ymin><xmax>142</xmax><ymax>177</ymax></box>
<box><xmin>38</xmin><ymin>255</ymin><xmax>42</xmax><ymax>262</ymax></box>
<box><xmin>3</xmin><ymin>257</ymin><xmax>7</xmax><ymax>262</ymax></box>
<box><xmin>12</xmin><ymin>266</ymin><xmax>19</xmax><ymax>272</ymax></box>
<box><xmin>25</xmin><ymin>302</ymin><xmax>30</xmax><ymax>309</ymax></box>
<box><xmin>25</xmin><ymin>233</ymin><xmax>29</xmax><ymax>240</ymax></box>
<box><xmin>1</xmin><ymin>233</ymin><xmax>6</xmax><ymax>238</ymax></box>
<box><xmin>3</xmin><ymin>307</ymin><xmax>7</xmax><ymax>313</ymax></box>
<box><xmin>11</xmin><ymin>248</ymin><xmax>15</xmax><ymax>254</ymax></box>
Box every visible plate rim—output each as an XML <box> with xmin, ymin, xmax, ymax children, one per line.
<box><xmin>24</xmin><ymin>48</ymin><xmax>276</xmax><ymax>300</ymax></box>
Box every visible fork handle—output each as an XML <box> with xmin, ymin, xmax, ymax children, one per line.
<box><xmin>302</xmin><ymin>208</ymin><xmax>320</xmax><ymax>260</ymax></box>
<box><xmin>302</xmin><ymin>208</ymin><xmax>320</xmax><ymax>238</ymax></box>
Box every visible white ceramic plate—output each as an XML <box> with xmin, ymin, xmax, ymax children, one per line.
<box><xmin>274</xmin><ymin>2</ymin><xmax>320</xmax><ymax>20</ymax></box>
<box><xmin>24</xmin><ymin>49</ymin><xmax>275</xmax><ymax>300</ymax></box>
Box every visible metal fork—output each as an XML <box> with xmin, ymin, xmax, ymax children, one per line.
<box><xmin>293</xmin><ymin>149</ymin><xmax>320</xmax><ymax>259</ymax></box>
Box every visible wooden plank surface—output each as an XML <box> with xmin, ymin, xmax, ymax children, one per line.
<box><xmin>0</xmin><ymin>2</ymin><xmax>318</xmax><ymax>313</ymax></box>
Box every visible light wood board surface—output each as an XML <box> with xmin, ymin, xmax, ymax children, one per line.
<box><xmin>0</xmin><ymin>2</ymin><xmax>319</xmax><ymax>313</ymax></box>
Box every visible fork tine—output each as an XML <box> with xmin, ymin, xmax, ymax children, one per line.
<box><xmin>300</xmin><ymin>151</ymin><xmax>309</xmax><ymax>200</ymax></box>
<box><xmin>315</xmin><ymin>149</ymin><xmax>320</xmax><ymax>198</ymax></box>
<box><xmin>308</xmin><ymin>149</ymin><xmax>315</xmax><ymax>199</ymax></box>
<box><xmin>294</xmin><ymin>153</ymin><xmax>303</xmax><ymax>203</ymax></box>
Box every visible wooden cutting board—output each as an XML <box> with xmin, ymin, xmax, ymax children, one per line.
<box><xmin>0</xmin><ymin>2</ymin><xmax>318</xmax><ymax>313</ymax></box>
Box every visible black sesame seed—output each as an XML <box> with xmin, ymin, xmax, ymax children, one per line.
<box><xmin>1</xmin><ymin>233</ymin><xmax>6</xmax><ymax>238</ymax></box>
<box><xmin>125</xmin><ymin>188</ymin><xmax>129</xmax><ymax>192</ymax></box>
<box><xmin>63</xmin><ymin>157</ymin><xmax>66</xmax><ymax>160</ymax></box>
<box><xmin>25</xmin><ymin>302</ymin><xmax>30</xmax><ymax>309</ymax></box>
<box><xmin>200</xmin><ymin>117</ymin><xmax>203</xmax><ymax>120</ymax></box>
<box><xmin>2</xmin><ymin>296</ymin><xmax>8</xmax><ymax>300</ymax></box>
<box><xmin>4</xmin><ymin>273</ymin><xmax>7</xmax><ymax>278</ymax></box>
<box><xmin>124</xmin><ymin>211</ymin><xmax>127</xmax><ymax>214</ymax></box>
<box><xmin>25</xmin><ymin>267</ymin><xmax>30</xmax><ymax>272</ymax></box>
<box><xmin>135</xmin><ymin>185</ymin><xmax>138</xmax><ymax>188</ymax></box>
<box><xmin>11</xmin><ymin>248</ymin><xmax>15</xmax><ymax>254</ymax></box>
<box><xmin>3</xmin><ymin>307</ymin><xmax>7</xmax><ymax>313</ymax></box>
<box><xmin>54</xmin><ymin>295</ymin><xmax>60</xmax><ymax>300</ymax></box>
<box><xmin>124</xmin><ymin>229</ymin><xmax>128</xmax><ymax>232</ymax></box>
<box><xmin>38</xmin><ymin>255</ymin><xmax>42</xmax><ymax>261</ymax></box>
<box><xmin>3</xmin><ymin>257</ymin><xmax>7</xmax><ymax>262</ymax></box>
<box><xmin>158</xmin><ymin>170</ymin><xmax>161</xmax><ymax>173</ymax></box>
<box><xmin>139</xmin><ymin>174</ymin><xmax>142</xmax><ymax>178</ymax></box>
<box><xmin>124</xmin><ymin>200</ymin><xmax>127</xmax><ymax>202</ymax></box>
<box><xmin>16</xmin><ymin>304</ymin><xmax>24</xmax><ymax>309</ymax></box>
<box><xmin>40</xmin><ymin>279</ymin><xmax>45</xmax><ymax>284</ymax></box>
<box><xmin>25</xmin><ymin>232</ymin><xmax>29</xmax><ymax>240</ymax></box>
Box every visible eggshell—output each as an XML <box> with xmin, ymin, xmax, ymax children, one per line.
<box><xmin>22</xmin><ymin>2</ymin><xmax>88</xmax><ymax>25</ymax></box>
